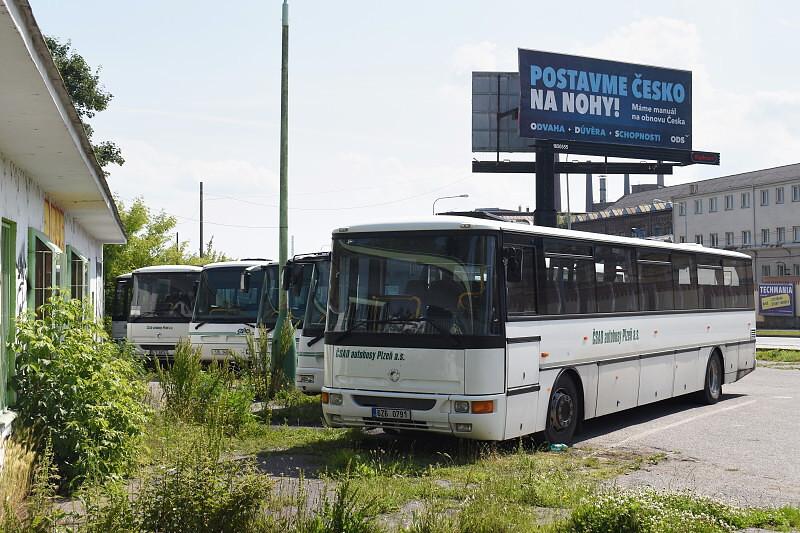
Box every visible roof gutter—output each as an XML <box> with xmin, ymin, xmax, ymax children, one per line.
<box><xmin>6</xmin><ymin>0</ymin><xmax>126</xmax><ymax>244</ymax></box>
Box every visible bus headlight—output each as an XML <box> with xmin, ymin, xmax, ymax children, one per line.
<box><xmin>453</xmin><ymin>400</ymin><xmax>470</xmax><ymax>413</ymax></box>
<box><xmin>329</xmin><ymin>393</ymin><xmax>343</xmax><ymax>406</ymax></box>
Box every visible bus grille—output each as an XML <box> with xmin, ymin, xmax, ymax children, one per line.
<box><xmin>139</xmin><ymin>344</ymin><xmax>176</xmax><ymax>352</ymax></box>
<box><xmin>363</xmin><ymin>417</ymin><xmax>428</xmax><ymax>429</ymax></box>
<box><xmin>353</xmin><ymin>395</ymin><xmax>436</xmax><ymax>411</ymax></box>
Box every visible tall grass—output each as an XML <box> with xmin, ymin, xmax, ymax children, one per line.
<box><xmin>0</xmin><ymin>431</ymin><xmax>36</xmax><ymax>522</ymax></box>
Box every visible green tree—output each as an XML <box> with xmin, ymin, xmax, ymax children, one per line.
<box><xmin>103</xmin><ymin>198</ymin><xmax>228</xmax><ymax>306</ymax></box>
<box><xmin>44</xmin><ymin>36</ymin><xmax>124</xmax><ymax>170</ymax></box>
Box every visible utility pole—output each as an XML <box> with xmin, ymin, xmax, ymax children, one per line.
<box><xmin>176</xmin><ymin>232</ymin><xmax>179</xmax><ymax>252</ymax></box>
<box><xmin>199</xmin><ymin>181</ymin><xmax>204</xmax><ymax>257</ymax></box>
<box><xmin>273</xmin><ymin>0</ymin><xmax>296</xmax><ymax>381</ymax></box>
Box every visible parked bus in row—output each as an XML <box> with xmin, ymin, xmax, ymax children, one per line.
<box><xmin>128</xmin><ymin>265</ymin><xmax>202</xmax><ymax>359</ymax></box>
<box><xmin>284</xmin><ymin>252</ymin><xmax>330</xmax><ymax>393</ymax></box>
<box><xmin>321</xmin><ymin>215</ymin><xmax>756</xmax><ymax>442</ymax></box>
<box><xmin>110</xmin><ymin>272</ymin><xmax>132</xmax><ymax>342</ymax></box>
<box><xmin>189</xmin><ymin>260</ymin><xmax>271</xmax><ymax>361</ymax></box>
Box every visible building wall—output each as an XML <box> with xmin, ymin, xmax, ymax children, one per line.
<box><xmin>673</xmin><ymin>178</ymin><xmax>800</xmax><ymax>283</ymax></box>
<box><xmin>0</xmin><ymin>152</ymin><xmax>105</xmax><ymax>318</ymax></box>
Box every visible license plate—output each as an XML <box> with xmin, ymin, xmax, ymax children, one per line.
<box><xmin>150</xmin><ymin>350</ymin><xmax>168</xmax><ymax>356</ymax></box>
<box><xmin>211</xmin><ymin>348</ymin><xmax>230</xmax><ymax>355</ymax></box>
<box><xmin>372</xmin><ymin>407</ymin><xmax>411</xmax><ymax>420</ymax></box>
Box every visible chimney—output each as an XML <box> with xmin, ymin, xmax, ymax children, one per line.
<box><xmin>599</xmin><ymin>177</ymin><xmax>607</xmax><ymax>204</ymax></box>
<box><xmin>623</xmin><ymin>173</ymin><xmax>631</xmax><ymax>196</ymax></box>
<box><xmin>585</xmin><ymin>173</ymin><xmax>594</xmax><ymax>212</ymax></box>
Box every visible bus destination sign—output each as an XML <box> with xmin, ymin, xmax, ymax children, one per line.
<box><xmin>518</xmin><ymin>49</ymin><xmax>692</xmax><ymax>150</ymax></box>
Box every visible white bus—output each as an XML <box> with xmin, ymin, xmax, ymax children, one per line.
<box><xmin>285</xmin><ymin>252</ymin><xmax>331</xmax><ymax>393</ymax></box>
<box><xmin>321</xmin><ymin>216</ymin><xmax>756</xmax><ymax>443</ymax></box>
<box><xmin>128</xmin><ymin>265</ymin><xmax>202</xmax><ymax>359</ymax></box>
<box><xmin>110</xmin><ymin>272</ymin><xmax>132</xmax><ymax>342</ymax></box>
<box><xmin>189</xmin><ymin>260</ymin><xmax>271</xmax><ymax>361</ymax></box>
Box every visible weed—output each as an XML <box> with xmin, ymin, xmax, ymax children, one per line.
<box><xmin>156</xmin><ymin>339</ymin><xmax>203</xmax><ymax>418</ymax></box>
<box><xmin>0</xmin><ymin>430</ymin><xmax>36</xmax><ymax>522</ymax></box>
<box><xmin>756</xmin><ymin>349</ymin><xmax>800</xmax><ymax>363</ymax></box>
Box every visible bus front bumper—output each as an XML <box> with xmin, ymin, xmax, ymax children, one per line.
<box><xmin>295</xmin><ymin>367</ymin><xmax>323</xmax><ymax>394</ymax></box>
<box><xmin>321</xmin><ymin>388</ymin><xmax>507</xmax><ymax>441</ymax></box>
<box><xmin>190</xmin><ymin>339</ymin><xmax>248</xmax><ymax>361</ymax></box>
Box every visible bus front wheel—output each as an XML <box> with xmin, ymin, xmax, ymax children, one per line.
<box><xmin>544</xmin><ymin>375</ymin><xmax>579</xmax><ymax>445</ymax></box>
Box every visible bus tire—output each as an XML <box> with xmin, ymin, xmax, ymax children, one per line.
<box><xmin>698</xmin><ymin>352</ymin><xmax>723</xmax><ymax>405</ymax></box>
<box><xmin>544</xmin><ymin>374</ymin><xmax>580</xmax><ymax>445</ymax></box>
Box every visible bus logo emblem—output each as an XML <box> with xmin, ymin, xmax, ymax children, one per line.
<box><xmin>388</xmin><ymin>369</ymin><xmax>400</xmax><ymax>382</ymax></box>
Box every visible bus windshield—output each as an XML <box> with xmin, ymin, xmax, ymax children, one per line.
<box><xmin>304</xmin><ymin>260</ymin><xmax>330</xmax><ymax>336</ymax></box>
<box><xmin>193</xmin><ymin>267</ymin><xmax>264</xmax><ymax>323</ymax></box>
<box><xmin>288</xmin><ymin>262</ymin><xmax>314</xmax><ymax>328</ymax></box>
<box><xmin>130</xmin><ymin>272</ymin><xmax>199</xmax><ymax>322</ymax></box>
<box><xmin>112</xmin><ymin>278</ymin><xmax>132</xmax><ymax>321</ymax></box>
<box><xmin>257</xmin><ymin>264</ymin><xmax>280</xmax><ymax>328</ymax></box>
<box><xmin>328</xmin><ymin>234</ymin><xmax>499</xmax><ymax>337</ymax></box>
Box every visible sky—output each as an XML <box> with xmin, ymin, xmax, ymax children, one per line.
<box><xmin>29</xmin><ymin>0</ymin><xmax>800</xmax><ymax>259</ymax></box>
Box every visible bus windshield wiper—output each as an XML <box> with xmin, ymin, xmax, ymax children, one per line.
<box><xmin>405</xmin><ymin>317</ymin><xmax>464</xmax><ymax>348</ymax></box>
<box><xmin>307</xmin><ymin>333</ymin><xmax>324</xmax><ymax>347</ymax></box>
<box><xmin>193</xmin><ymin>321</ymin><xmax>207</xmax><ymax>329</ymax></box>
<box><xmin>330</xmin><ymin>318</ymin><xmax>407</xmax><ymax>344</ymax></box>
<box><xmin>243</xmin><ymin>322</ymin><xmax>256</xmax><ymax>329</ymax></box>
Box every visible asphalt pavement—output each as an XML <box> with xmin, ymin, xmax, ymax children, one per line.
<box><xmin>576</xmin><ymin>365</ymin><xmax>800</xmax><ymax>507</ymax></box>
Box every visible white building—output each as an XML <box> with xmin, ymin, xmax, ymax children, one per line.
<box><xmin>0</xmin><ymin>0</ymin><xmax>125</xmax><ymax>445</ymax></box>
<box><xmin>613</xmin><ymin>163</ymin><xmax>800</xmax><ymax>285</ymax></box>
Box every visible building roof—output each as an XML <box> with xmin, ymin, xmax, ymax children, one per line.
<box><xmin>0</xmin><ymin>0</ymin><xmax>125</xmax><ymax>243</ymax></box>
<box><xmin>611</xmin><ymin>162</ymin><xmax>800</xmax><ymax>208</ymax></box>
<box><xmin>572</xmin><ymin>200</ymin><xmax>672</xmax><ymax>223</ymax></box>
<box><xmin>334</xmin><ymin>215</ymin><xmax>750</xmax><ymax>259</ymax></box>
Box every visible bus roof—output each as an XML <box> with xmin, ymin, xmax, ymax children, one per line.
<box><xmin>289</xmin><ymin>251</ymin><xmax>330</xmax><ymax>264</ymax></box>
<box><xmin>332</xmin><ymin>215</ymin><xmax>752</xmax><ymax>260</ymax></box>
<box><xmin>132</xmin><ymin>265</ymin><xmax>202</xmax><ymax>274</ymax></box>
<box><xmin>201</xmin><ymin>260</ymin><xmax>273</xmax><ymax>271</ymax></box>
<box><xmin>116</xmin><ymin>272</ymin><xmax>133</xmax><ymax>280</ymax></box>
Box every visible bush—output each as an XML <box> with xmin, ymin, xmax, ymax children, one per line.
<box><xmin>81</xmin><ymin>429</ymin><xmax>272</xmax><ymax>533</ymax></box>
<box><xmin>242</xmin><ymin>326</ymin><xmax>273</xmax><ymax>402</ymax></box>
<box><xmin>157</xmin><ymin>341</ymin><xmax>255</xmax><ymax>435</ymax></box>
<box><xmin>11</xmin><ymin>295</ymin><xmax>149</xmax><ymax>489</ymax></box>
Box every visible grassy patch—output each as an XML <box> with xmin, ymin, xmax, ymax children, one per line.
<box><xmin>269</xmin><ymin>389</ymin><xmax>324</xmax><ymax>426</ymax></box>
<box><xmin>566</xmin><ymin>488</ymin><xmax>800</xmax><ymax>533</ymax></box>
<box><xmin>756</xmin><ymin>349</ymin><xmax>800</xmax><ymax>363</ymax></box>
<box><xmin>757</xmin><ymin>329</ymin><xmax>800</xmax><ymax>338</ymax></box>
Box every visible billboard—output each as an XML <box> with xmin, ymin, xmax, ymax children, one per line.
<box><xmin>759</xmin><ymin>284</ymin><xmax>796</xmax><ymax>316</ymax></box>
<box><xmin>518</xmin><ymin>49</ymin><xmax>692</xmax><ymax>150</ymax></box>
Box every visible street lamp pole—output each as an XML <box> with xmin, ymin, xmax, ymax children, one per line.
<box><xmin>432</xmin><ymin>194</ymin><xmax>469</xmax><ymax>215</ymax></box>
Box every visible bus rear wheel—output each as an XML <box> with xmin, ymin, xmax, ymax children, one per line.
<box><xmin>698</xmin><ymin>352</ymin><xmax>723</xmax><ymax>405</ymax></box>
<box><xmin>544</xmin><ymin>375</ymin><xmax>579</xmax><ymax>445</ymax></box>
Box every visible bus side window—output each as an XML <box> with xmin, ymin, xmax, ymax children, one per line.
<box><xmin>506</xmin><ymin>246</ymin><xmax>536</xmax><ymax>315</ymax></box>
<box><xmin>697</xmin><ymin>255</ymin><xmax>725</xmax><ymax>309</ymax></box>
<box><xmin>724</xmin><ymin>258</ymin><xmax>753</xmax><ymax>309</ymax></box>
<box><xmin>672</xmin><ymin>253</ymin><xmax>698</xmax><ymax>310</ymax></box>
<box><xmin>637</xmin><ymin>250</ymin><xmax>674</xmax><ymax>311</ymax></box>
<box><xmin>594</xmin><ymin>245</ymin><xmax>638</xmax><ymax>313</ymax></box>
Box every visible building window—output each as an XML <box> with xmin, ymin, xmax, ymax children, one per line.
<box><xmin>695</xmin><ymin>234</ymin><xmax>703</xmax><ymax>245</ymax></box>
<box><xmin>762</xmin><ymin>264</ymin><xmax>771</xmax><ymax>277</ymax></box>
<box><xmin>725</xmin><ymin>232</ymin><xmax>734</xmax><ymax>247</ymax></box>
<box><xmin>70</xmin><ymin>250</ymin><xmax>88</xmax><ymax>300</ymax></box>
<box><xmin>724</xmin><ymin>194</ymin><xmax>734</xmax><ymax>210</ymax></box>
<box><xmin>761</xmin><ymin>228</ymin><xmax>770</xmax><ymax>245</ymax></box>
<box><xmin>694</xmin><ymin>199</ymin><xmax>703</xmax><ymax>214</ymax></box>
<box><xmin>794</xmin><ymin>226</ymin><xmax>800</xmax><ymax>243</ymax></box>
<box><xmin>777</xmin><ymin>227</ymin><xmax>786</xmax><ymax>245</ymax></box>
<box><xmin>761</xmin><ymin>189</ymin><xmax>769</xmax><ymax>206</ymax></box>
<box><xmin>795</xmin><ymin>264</ymin><xmax>800</xmax><ymax>276</ymax></box>
<box><xmin>710</xmin><ymin>233</ymin><xmax>719</xmax><ymax>247</ymax></box>
<box><xmin>776</xmin><ymin>187</ymin><xmax>785</xmax><ymax>204</ymax></box>
<box><xmin>741</xmin><ymin>192</ymin><xmax>751</xmax><ymax>208</ymax></box>
<box><xmin>777</xmin><ymin>263</ymin><xmax>788</xmax><ymax>276</ymax></box>
<box><xmin>678</xmin><ymin>202</ymin><xmax>686</xmax><ymax>216</ymax></box>
<box><xmin>742</xmin><ymin>230</ymin><xmax>752</xmax><ymax>246</ymax></box>
<box><xmin>793</xmin><ymin>185</ymin><xmax>800</xmax><ymax>202</ymax></box>
<box><xmin>709</xmin><ymin>197</ymin><xmax>718</xmax><ymax>212</ymax></box>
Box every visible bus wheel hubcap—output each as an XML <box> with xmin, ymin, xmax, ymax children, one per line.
<box><xmin>550</xmin><ymin>390</ymin><xmax>574</xmax><ymax>431</ymax></box>
<box><xmin>710</xmin><ymin>359</ymin><xmax>721</xmax><ymax>397</ymax></box>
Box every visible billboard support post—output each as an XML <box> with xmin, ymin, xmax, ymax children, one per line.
<box><xmin>534</xmin><ymin>144</ymin><xmax>557</xmax><ymax>227</ymax></box>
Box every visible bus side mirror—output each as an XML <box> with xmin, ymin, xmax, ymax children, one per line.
<box><xmin>504</xmin><ymin>247</ymin><xmax>523</xmax><ymax>283</ymax></box>
<box><xmin>240</xmin><ymin>271</ymin><xmax>251</xmax><ymax>292</ymax></box>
